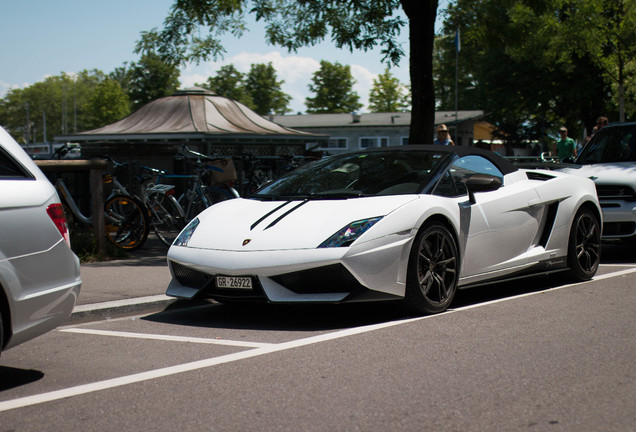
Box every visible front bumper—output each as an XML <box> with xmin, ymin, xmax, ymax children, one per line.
<box><xmin>599</xmin><ymin>200</ymin><xmax>636</xmax><ymax>240</ymax></box>
<box><xmin>166</xmin><ymin>233</ymin><xmax>413</xmax><ymax>303</ymax></box>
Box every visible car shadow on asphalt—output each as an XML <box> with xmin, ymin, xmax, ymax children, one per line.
<box><xmin>0</xmin><ymin>366</ymin><xmax>44</xmax><ymax>391</ymax></box>
<box><xmin>144</xmin><ymin>300</ymin><xmax>410</xmax><ymax>332</ymax></box>
<box><xmin>143</xmin><ymin>243</ymin><xmax>633</xmax><ymax>332</ymax></box>
<box><xmin>144</xmin><ymin>276</ymin><xmax>563</xmax><ymax>332</ymax></box>
<box><xmin>600</xmin><ymin>243</ymin><xmax>636</xmax><ymax>264</ymax></box>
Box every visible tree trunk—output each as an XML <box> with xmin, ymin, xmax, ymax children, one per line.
<box><xmin>401</xmin><ymin>0</ymin><xmax>438</xmax><ymax>144</ymax></box>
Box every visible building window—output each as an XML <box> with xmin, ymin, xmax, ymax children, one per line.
<box><xmin>318</xmin><ymin>138</ymin><xmax>348</xmax><ymax>150</ymax></box>
<box><xmin>360</xmin><ymin>137</ymin><xmax>390</xmax><ymax>148</ymax></box>
<box><xmin>401</xmin><ymin>136</ymin><xmax>409</xmax><ymax>145</ymax></box>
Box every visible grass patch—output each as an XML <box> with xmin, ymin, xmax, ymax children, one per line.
<box><xmin>69</xmin><ymin>224</ymin><xmax>130</xmax><ymax>262</ymax></box>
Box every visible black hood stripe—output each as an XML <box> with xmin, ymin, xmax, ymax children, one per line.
<box><xmin>251</xmin><ymin>201</ymin><xmax>293</xmax><ymax>231</ymax></box>
<box><xmin>264</xmin><ymin>200</ymin><xmax>310</xmax><ymax>230</ymax></box>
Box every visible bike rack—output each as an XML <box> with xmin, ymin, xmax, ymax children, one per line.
<box><xmin>35</xmin><ymin>159</ymin><xmax>109</xmax><ymax>253</ymax></box>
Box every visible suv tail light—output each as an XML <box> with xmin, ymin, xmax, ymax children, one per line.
<box><xmin>47</xmin><ymin>204</ymin><xmax>71</xmax><ymax>247</ymax></box>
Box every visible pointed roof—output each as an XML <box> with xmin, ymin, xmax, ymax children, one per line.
<box><xmin>62</xmin><ymin>87</ymin><xmax>318</xmax><ymax>141</ymax></box>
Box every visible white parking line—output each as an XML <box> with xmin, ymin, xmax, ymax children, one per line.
<box><xmin>59</xmin><ymin>328</ymin><xmax>275</xmax><ymax>348</ymax></box>
<box><xmin>0</xmin><ymin>315</ymin><xmax>427</xmax><ymax>412</ymax></box>
<box><xmin>1</xmin><ymin>266</ymin><xmax>635</xmax><ymax>413</ymax></box>
<box><xmin>449</xmin><ymin>266</ymin><xmax>636</xmax><ymax>312</ymax></box>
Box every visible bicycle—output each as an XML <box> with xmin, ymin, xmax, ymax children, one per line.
<box><xmin>106</xmin><ymin>157</ymin><xmax>186</xmax><ymax>247</ymax></box>
<box><xmin>173</xmin><ymin>146</ymin><xmax>240</xmax><ymax>222</ymax></box>
<box><xmin>50</xmin><ymin>145</ymin><xmax>150</xmax><ymax>251</ymax></box>
<box><xmin>138</xmin><ymin>165</ymin><xmax>186</xmax><ymax>246</ymax></box>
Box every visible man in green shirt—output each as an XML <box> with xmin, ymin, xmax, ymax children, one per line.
<box><xmin>553</xmin><ymin>126</ymin><xmax>577</xmax><ymax>160</ymax></box>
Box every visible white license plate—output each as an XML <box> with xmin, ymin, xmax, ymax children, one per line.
<box><xmin>216</xmin><ymin>276</ymin><xmax>253</xmax><ymax>290</ymax></box>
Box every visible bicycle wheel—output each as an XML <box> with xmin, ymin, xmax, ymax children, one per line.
<box><xmin>104</xmin><ymin>194</ymin><xmax>150</xmax><ymax>251</ymax></box>
<box><xmin>147</xmin><ymin>192</ymin><xmax>185</xmax><ymax>246</ymax></box>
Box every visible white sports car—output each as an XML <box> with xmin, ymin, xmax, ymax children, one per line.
<box><xmin>166</xmin><ymin>146</ymin><xmax>601</xmax><ymax>314</ymax></box>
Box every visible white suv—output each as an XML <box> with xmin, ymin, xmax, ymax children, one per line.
<box><xmin>559</xmin><ymin>123</ymin><xmax>636</xmax><ymax>243</ymax></box>
<box><xmin>0</xmin><ymin>126</ymin><xmax>81</xmax><ymax>355</ymax></box>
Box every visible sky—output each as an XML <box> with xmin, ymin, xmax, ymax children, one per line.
<box><xmin>1</xmin><ymin>0</ymin><xmax>449</xmax><ymax>114</ymax></box>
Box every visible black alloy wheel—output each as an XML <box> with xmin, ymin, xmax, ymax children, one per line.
<box><xmin>406</xmin><ymin>222</ymin><xmax>459</xmax><ymax>314</ymax></box>
<box><xmin>568</xmin><ymin>207</ymin><xmax>601</xmax><ymax>281</ymax></box>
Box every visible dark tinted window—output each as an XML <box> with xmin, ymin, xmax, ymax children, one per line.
<box><xmin>0</xmin><ymin>147</ymin><xmax>33</xmax><ymax>179</ymax></box>
<box><xmin>433</xmin><ymin>171</ymin><xmax>457</xmax><ymax>197</ymax></box>
<box><xmin>577</xmin><ymin>124</ymin><xmax>636</xmax><ymax>163</ymax></box>
<box><xmin>255</xmin><ymin>150</ymin><xmax>450</xmax><ymax>198</ymax></box>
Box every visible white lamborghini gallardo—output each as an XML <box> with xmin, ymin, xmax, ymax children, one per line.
<box><xmin>166</xmin><ymin>146</ymin><xmax>601</xmax><ymax>314</ymax></box>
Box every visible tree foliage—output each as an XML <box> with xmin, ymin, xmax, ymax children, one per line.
<box><xmin>436</xmin><ymin>0</ymin><xmax>632</xmax><ymax>150</ymax></box>
<box><xmin>368</xmin><ymin>68</ymin><xmax>410</xmax><ymax>112</ymax></box>
<box><xmin>136</xmin><ymin>0</ymin><xmax>440</xmax><ymax>142</ymax></box>
<box><xmin>305</xmin><ymin>61</ymin><xmax>362</xmax><ymax>114</ymax></box>
<box><xmin>128</xmin><ymin>53</ymin><xmax>181</xmax><ymax>109</ymax></box>
<box><xmin>198</xmin><ymin>63</ymin><xmax>291</xmax><ymax>114</ymax></box>
<box><xmin>198</xmin><ymin>64</ymin><xmax>254</xmax><ymax>107</ymax></box>
<box><xmin>0</xmin><ymin>56</ymin><xmax>180</xmax><ymax>142</ymax></box>
<box><xmin>0</xmin><ymin>70</ymin><xmax>131</xmax><ymax>143</ymax></box>
<box><xmin>245</xmin><ymin>63</ymin><xmax>291</xmax><ymax>115</ymax></box>
<box><xmin>87</xmin><ymin>80</ymin><xmax>131</xmax><ymax>127</ymax></box>
<box><xmin>507</xmin><ymin>0</ymin><xmax>636</xmax><ymax>123</ymax></box>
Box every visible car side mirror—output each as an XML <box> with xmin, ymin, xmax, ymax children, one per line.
<box><xmin>465</xmin><ymin>174</ymin><xmax>502</xmax><ymax>204</ymax></box>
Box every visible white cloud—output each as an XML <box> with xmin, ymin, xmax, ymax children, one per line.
<box><xmin>180</xmin><ymin>51</ymin><xmax>381</xmax><ymax>114</ymax></box>
<box><xmin>351</xmin><ymin>65</ymin><xmax>379</xmax><ymax>112</ymax></box>
<box><xmin>0</xmin><ymin>80</ymin><xmax>27</xmax><ymax>98</ymax></box>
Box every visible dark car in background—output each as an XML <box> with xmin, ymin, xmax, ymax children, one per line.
<box><xmin>559</xmin><ymin>122</ymin><xmax>636</xmax><ymax>243</ymax></box>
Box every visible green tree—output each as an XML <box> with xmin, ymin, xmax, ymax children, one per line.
<box><xmin>507</xmin><ymin>0</ymin><xmax>635</xmax><ymax>123</ymax></box>
<box><xmin>109</xmin><ymin>62</ymin><xmax>133</xmax><ymax>94</ymax></box>
<box><xmin>305</xmin><ymin>61</ymin><xmax>362</xmax><ymax>114</ymax></box>
<box><xmin>368</xmin><ymin>68</ymin><xmax>410</xmax><ymax>112</ymax></box>
<box><xmin>0</xmin><ymin>70</ymin><xmax>115</xmax><ymax>142</ymax></box>
<box><xmin>128</xmin><ymin>53</ymin><xmax>180</xmax><ymax>109</ymax></box>
<box><xmin>437</xmin><ymin>0</ymin><xmax>618</xmax><ymax>149</ymax></box>
<box><xmin>135</xmin><ymin>0</ymin><xmax>439</xmax><ymax>142</ymax></box>
<box><xmin>86</xmin><ymin>79</ymin><xmax>131</xmax><ymax>129</ymax></box>
<box><xmin>245</xmin><ymin>63</ymin><xmax>291</xmax><ymax>115</ymax></box>
<box><xmin>198</xmin><ymin>64</ymin><xmax>254</xmax><ymax>107</ymax></box>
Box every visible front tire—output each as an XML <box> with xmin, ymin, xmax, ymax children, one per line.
<box><xmin>567</xmin><ymin>207</ymin><xmax>601</xmax><ymax>281</ymax></box>
<box><xmin>405</xmin><ymin>222</ymin><xmax>459</xmax><ymax>314</ymax></box>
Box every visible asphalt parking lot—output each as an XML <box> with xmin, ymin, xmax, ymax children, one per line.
<box><xmin>1</xmin><ymin>248</ymin><xmax>634</xmax><ymax>431</ymax></box>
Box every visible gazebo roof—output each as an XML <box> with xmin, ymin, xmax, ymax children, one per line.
<box><xmin>58</xmin><ymin>87</ymin><xmax>320</xmax><ymax>142</ymax></box>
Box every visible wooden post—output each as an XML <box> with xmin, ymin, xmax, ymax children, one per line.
<box><xmin>35</xmin><ymin>159</ymin><xmax>109</xmax><ymax>253</ymax></box>
<box><xmin>89</xmin><ymin>167</ymin><xmax>106</xmax><ymax>252</ymax></box>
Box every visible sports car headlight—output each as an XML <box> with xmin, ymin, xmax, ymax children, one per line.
<box><xmin>318</xmin><ymin>217</ymin><xmax>383</xmax><ymax>248</ymax></box>
<box><xmin>174</xmin><ymin>217</ymin><xmax>200</xmax><ymax>247</ymax></box>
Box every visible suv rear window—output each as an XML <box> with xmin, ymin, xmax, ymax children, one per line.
<box><xmin>577</xmin><ymin>124</ymin><xmax>636</xmax><ymax>164</ymax></box>
<box><xmin>0</xmin><ymin>147</ymin><xmax>34</xmax><ymax>179</ymax></box>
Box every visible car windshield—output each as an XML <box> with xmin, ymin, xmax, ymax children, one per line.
<box><xmin>577</xmin><ymin>124</ymin><xmax>636</xmax><ymax>164</ymax></box>
<box><xmin>254</xmin><ymin>149</ymin><xmax>450</xmax><ymax>200</ymax></box>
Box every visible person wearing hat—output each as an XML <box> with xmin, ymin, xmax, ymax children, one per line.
<box><xmin>553</xmin><ymin>126</ymin><xmax>577</xmax><ymax>160</ymax></box>
<box><xmin>434</xmin><ymin>124</ymin><xmax>455</xmax><ymax>146</ymax></box>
